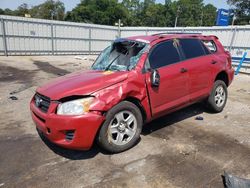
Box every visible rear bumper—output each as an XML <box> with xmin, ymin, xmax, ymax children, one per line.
<box><xmin>228</xmin><ymin>68</ymin><xmax>234</xmax><ymax>86</ymax></box>
<box><xmin>30</xmin><ymin>100</ymin><xmax>105</xmax><ymax>150</ymax></box>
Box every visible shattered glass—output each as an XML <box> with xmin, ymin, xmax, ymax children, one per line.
<box><xmin>92</xmin><ymin>39</ymin><xmax>148</xmax><ymax>71</ymax></box>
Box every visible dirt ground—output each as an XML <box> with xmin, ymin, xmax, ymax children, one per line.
<box><xmin>0</xmin><ymin>56</ymin><xmax>250</xmax><ymax>188</ymax></box>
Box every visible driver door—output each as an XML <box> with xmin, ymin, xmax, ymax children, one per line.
<box><xmin>145</xmin><ymin>39</ymin><xmax>189</xmax><ymax>117</ymax></box>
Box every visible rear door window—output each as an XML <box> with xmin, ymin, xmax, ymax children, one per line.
<box><xmin>149</xmin><ymin>40</ymin><xmax>181</xmax><ymax>69</ymax></box>
<box><xmin>179</xmin><ymin>39</ymin><xmax>206</xmax><ymax>59</ymax></box>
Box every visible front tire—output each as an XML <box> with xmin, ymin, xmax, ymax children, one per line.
<box><xmin>97</xmin><ymin>101</ymin><xmax>143</xmax><ymax>153</ymax></box>
<box><xmin>207</xmin><ymin>80</ymin><xmax>228</xmax><ymax>113</ymax></box>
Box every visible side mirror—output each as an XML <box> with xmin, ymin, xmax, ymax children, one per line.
<box><xmin>151</xmin><ymin>69</ymin><xmax>160</xmax><ymax>87</ymax></box>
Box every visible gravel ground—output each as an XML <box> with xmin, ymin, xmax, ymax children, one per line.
<box><xmin>0</xmin><ymin>56</ymin><xmax>250</xmax><ymax>188</ymax></box>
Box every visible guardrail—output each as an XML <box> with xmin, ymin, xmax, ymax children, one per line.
<box><xmin>233</xmin><ymin>55</ymin><xmax>250</xmax><ymax>75</ymax></box>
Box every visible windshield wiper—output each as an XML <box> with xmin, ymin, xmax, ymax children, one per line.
<box><xmin>105</xmin><ymin>45</ymin><xmax>131</xmax><ymax>71</ymax></box>
<box><xmin>104</xmin><ymin>54</ymin><xmax>121</xmax><ymax>71</ymax></box>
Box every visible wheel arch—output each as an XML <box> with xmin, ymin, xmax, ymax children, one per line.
<box><xmin>123</xmin><ymin>97</ymin><xmax>147</xmax><ymax>123</ymax></box>
<box><xmin>215</xmin><ymin>71</ymin><xmax>229</xmax><ymax>87</ymax></box>
<box><xmin>94</xmin><ymin>96</ymin><xmax>147</xmax><ymax>143</ymax></box>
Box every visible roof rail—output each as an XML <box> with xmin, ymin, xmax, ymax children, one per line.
<box><xmin>151</xmin><ymin>32</ymin><xmax>202</xmax><ymax>36</ymax></box>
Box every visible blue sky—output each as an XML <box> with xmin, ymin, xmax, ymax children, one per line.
<box><xmin>0</xmin><ymin>0</ymin><xmax>229</xmax><ymax>11</ymax></box>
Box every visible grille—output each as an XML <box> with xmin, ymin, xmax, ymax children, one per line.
<box><xmin>65</xmin><ymin>131</ymin><xmax>75</xmax><ymax>141</ymax></box>
<box><xmin>34</xmin><ymin>93</ymin><xmax>51</xmax><ymax>113</ymax></box>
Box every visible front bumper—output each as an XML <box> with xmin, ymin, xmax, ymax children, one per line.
<box><xmin>30</xmin><ymin>99</ymin><xmax>105</xmax><ymax>150</ymax></box>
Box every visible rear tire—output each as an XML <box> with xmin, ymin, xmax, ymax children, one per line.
<box><xmin>97</xmin><ymin>101</ymin><xmax>143</xmax><ymax>153</ymax></box>
<box><xmin>207</xmin><ymin>80</ymin><xmax>228</xmax><ymax>113</ymax></box>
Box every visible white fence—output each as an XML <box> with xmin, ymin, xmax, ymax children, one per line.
<box><xmin>0</xmin><ymin>15</ymin><xmax>250</xmax><ymax>62</ymax></box>
<box><xmin>121</xmin><ymin>26</ymin><xmax>250</xmax><ymax>61</ymax></box>
<box><xmin>0</xmin><ymin>15</ymin><xmax>117</xmax><ymax>56</ymax></box>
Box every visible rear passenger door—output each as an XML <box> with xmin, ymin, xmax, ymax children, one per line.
<box><xmin>145</xmin><ymin>40</ymin><xmax>189</xmax><ymax>117</ymax></box>
<box><xmin>178</xmin><ymin>38</ymin><xmax>214</xmax><ymax>102</ymax></box>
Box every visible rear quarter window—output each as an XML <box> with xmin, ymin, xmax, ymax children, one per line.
<box><xmin>179</xmin><ymin>39</ymin><xmax>206</xmax><ymax>59</ymax></box>
<box><xmin>202</xmin><ymin>40</ymin><xmax>217</xmax><ymax>54</ymax></box>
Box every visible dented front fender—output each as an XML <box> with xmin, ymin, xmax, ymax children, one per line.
<box><xmin>89</xmin><ymin>70</ymin><xmax>152</xmax><ymax>121</ymax></box>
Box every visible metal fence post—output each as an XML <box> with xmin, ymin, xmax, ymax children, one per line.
<box><xmin>229</xmin><ymin>27</ymin><xmax>237</xmax><ymax>52</ymax></box>
<box><xmin>118</xmin><ymin>19</ymin><xmax>121</xmax><ymax>38</ymax></box>
<box><xmin>1</xmin><ymin>18</ymin><xmax>8</xmax><ymax>56</ymax></box>
<box><xmin>51</xmin><ymin>23</ymin><xmax>54</xmax><ymax>55</ymax></box>
<box><xmin>89</xmin><ymin>28</ymin><xmax>91</xmax><ymax>55</ymax></box>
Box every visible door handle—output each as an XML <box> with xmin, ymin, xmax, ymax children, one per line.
<box><xmin>211</xmin><ymin>60</ymin><xmax>217</xmax><ymax>64</ymax></box>
<box><xmin>180</xmin><ymin>68</ymin><xmax>188</xmax><ymax>73</ymax></box>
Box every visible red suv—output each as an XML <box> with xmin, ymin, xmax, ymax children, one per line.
<box><xmin>30</xmin><ymin>33</ymin><xmax>234</xmax><ymax>153</ymax></box>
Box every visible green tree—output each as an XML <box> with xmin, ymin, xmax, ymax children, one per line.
<box><xmin>165</xmin><ymin>0</ymin><xmax>171</xmax><ymax>5</ymax></box>
<box><xmin>202</xmin><ymin>4</ymin><xmax>217</xmax><ymax>26</ymax></box>
<box><xmin>0</xmin><ymin>9</ymin><xmax>5</xmax><ymax>15</ymax></box>
<box><xmin>15</xmin><ymin>3</ymin><xmax>29</xmax><ymax>17</ymax></box>
<box><xmin>171</xmin><ymin>0</ymin><xmax>204</xmax><ymax>27</ymax></box>
<box><xmin>0</xmin><ymin>0</ymin><xmax>219</xmax><ymax>27</ymax></box>
<box><xmin>3</xmin><ymin>8</ymin><xmax>15</xmax><ymax>16</ymax></box>
<box><xmin>143</xmin><ymin>4</ymin><xmax>170</xmax><ymax>26</ymax></box>
<box><xmin>144</xmin><ymin>0</ymin><xmax>155</xmax><ymax>9</ymax></box>
<box><xmin>30</xmin><ymin>0</ymin><xmax>65</xmax><ymax>20</ymax></box>
<box><xmin>130</xmin><ymin>0</ymin><xmax>174</xmax><ymax>27</ymax></box>
<box><xmin>227</xmin><ymin>0</ymin><xmax>250</xmax><ymax>25</ymax></box>
<box><xmin>67</xmin><ymin>0</ymin><xmax>129</xmax><ymax>25</ymax></box>
<box><xmin>122</xmin><ymin>0</ymin><xmax>143</xmax><ymax>26</ymax></box>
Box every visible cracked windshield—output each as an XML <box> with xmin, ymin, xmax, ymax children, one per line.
<box><xmin>92</xmin><ymin>40</ymin><xmax>148</xmax><ymax>71</ymax></box>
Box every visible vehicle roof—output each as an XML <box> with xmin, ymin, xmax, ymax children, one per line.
<box><xmin>127</xmin><ymin>33</ymin><xmax>217</xmax><ymax>44</ymax></box>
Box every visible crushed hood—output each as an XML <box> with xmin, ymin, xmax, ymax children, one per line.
<box><xmin>37</xmin><ymin>70</ymin><xmax>128</xmax><ymax>100</ymax></box>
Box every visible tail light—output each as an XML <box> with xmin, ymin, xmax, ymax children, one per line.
<box><xmin>225</xmin><ymin>50</ymin><xmax>232</xmax><ymax>69</ymax></box>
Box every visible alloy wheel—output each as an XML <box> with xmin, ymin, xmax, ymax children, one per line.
<box><xmin>108</xmin><ymin>110</ymin><xmax>137</xmax><ymax>146</ymax></box>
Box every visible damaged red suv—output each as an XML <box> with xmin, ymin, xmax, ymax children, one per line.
<box><xmin>30</xmin><ymin>33</ymin><xmax>234</xmax><ymax>153</ymax></box>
